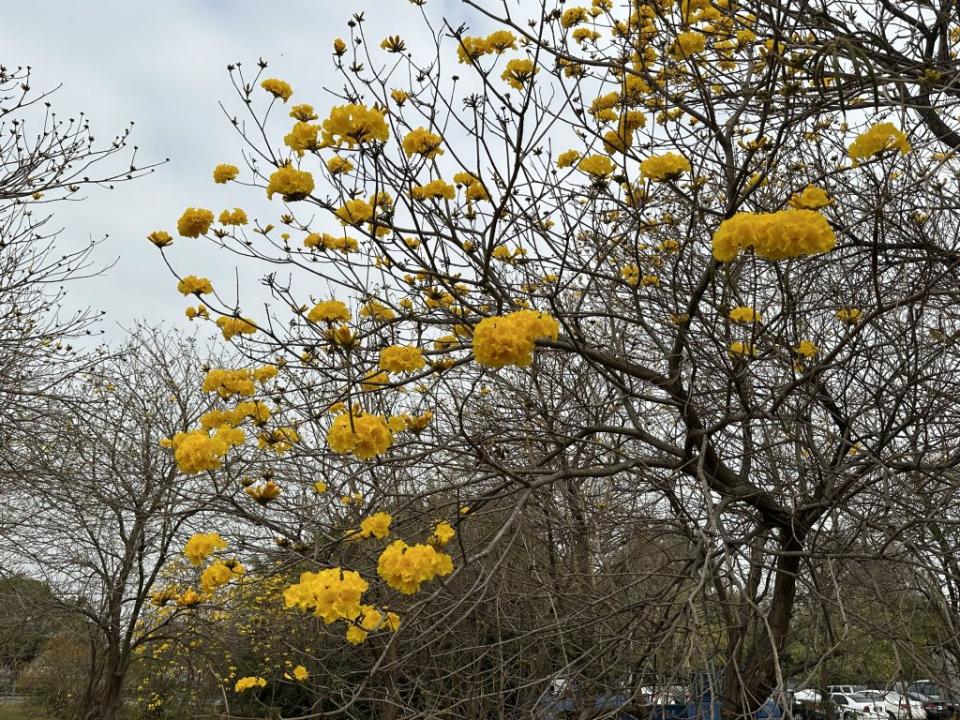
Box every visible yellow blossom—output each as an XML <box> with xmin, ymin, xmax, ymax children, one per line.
<box><xmin>213</xmin><ymin>164</ymin><xmax>239</xmax><ymax>184</ymax></box>
<box><xmin>261</xmin><ymin>78</ymin><xmax>293</xmax><ymax>102</ymax></box>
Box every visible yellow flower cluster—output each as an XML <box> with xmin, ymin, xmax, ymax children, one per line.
<box><xmin>836</xmin><ymin>307</ymin><xmax>861</xmax><ymax>323</ymax></box>
<box><xmin>321</xmin><ymin>104</ymin><xmax>389</xmax><ymax>147</ymax></box>
<box><xmin>560</xmin><ymin>6</ymin><xmax>589</xmax><ymax>27</ymax></box>
<box><xmin>671</xmin><ymin>31</ymin><xmax>706</xmax><ymax>58</ymax></box>
<box><xmin>795</xmin><ymin>339</ymin><xmax>819</xmax><ymax>357</ymax></box>
<box><xmin>848</xmin><ymin>122</ymin><xmax>910</xmax><ymax>162</ymax></box>
<box><xmin>335</xmin><ymin>198</ymin><xmax>374</xmax><ymax>225</ymax></box>
<box><xmin>284</xmin><ymin>122</ymin><xmax>319</xmax><ymax>156</ymax></box>
<box><xmin>411</xmin><ymin>179</ymin><xmax>456</xmax><ymax>201</ymax></box>
<box><xmin>578</xmin><ymin>154</ymin><xmax>615</xmax><ymax>178</ymax></box>
<box><xmin>235</xmin><ymin>676</ymin><xmax>267</xmax><ymax>693</ymax></box>
<box><xmin>453</xmin><ymin>172</ymin><xmax>490</xmax><ymax>201</ymax></box>
<box><xmin>163</xmin><ymin>427</ymin><xmax>243</xmax><ymax>474</ymax></box>
<box><xmin>183</xmin><ymin>532</ymin><xmax>227</xmax><ymax>566</ymax></box>
<box><xmin>304</xmin><ymin>232</ymin><xmax>358</xmax><ymax>253</ymax></box>
<box><xmin>177</xmin><ymin>275</ymin><xmax>213</xmax><ymax>296</ymax></box>
<box><xmin>200</xmin><ymin>400</ymin><xmax>271</xmax><ymax>430</ymax></box>
<box><xmin>402</xmin><ymin>128</ymin><xmax>444</xmax><ymax>158</ymax></box>
<box><xmin>202</xmin><ymin>368</ymin><xmax>261</xmax><ymax>398</ymax></box>
<box><xmin>177</xmin><ymin>208</ymin><xmax>214</xmax><ymax>238</ymax></box>
<box><xmin>200</xmin><ymin>559</ymin><xmax>245</xmax><ymax>593</ymax></box>
<box><xmin>640</xmin><ymin>152</ymin><xmax>691</xmax><ymax>181</ymax></box>
<box><xmin>283</xmin><ymin>568</ymin><xmax>368</xmax><ymax>624</ymax></box>
<box><xmin>212</xmin><ymin>164</ymin><xmax>239</xmax><ymax>184</ymax></box>
<box><xmin>379</xmin><ymin>345</ymin><xmax>425</xmax><ymax>373</ymax></box>
<box><xmin>556</xmin><ymin>149</ymin><xmax>581</xmax><ymax>168</ymax></box>
<box><xmin>789</xmin><ymin>185</ymin><xmax>833</xmax><ymax>210</ymax></box>
<box><xmin>359</xmin><ymin>512</ymin><xmax>393</xmax><ymax>540</ymax></box>
<box><xmin>729</xmin><ymin>341</ymin><xmax>756</xmax><ymax>357</ymax></box>
<box><xmin>711</xmin><ymin>209</ymin><xmax>835</xmax><ymax>262</ymax></box>
<box><xmin>728</xmin><ymin>306</ymin><xmax>761</xmax><ymax>323</ymax></box>
<box><xmin>148</xmin><ymin>230</ymin><xmax>173</xmax><ymax>248</ymax></box>
<box><xmin>219</xmin><ymin>208</ymin><xmax>248</xmax><ymax>225</ymax></box>
<box><xmin>501</xmin><ymin>58</ymin><xmax>538</xmax><ymax>90</ymax></box>
<box><xmin>345</xmin><ymin>606</ymin><xmax>400</xmax><ymax>645</ymax></box>
<box><xmin>216</xmin><ymin>316</ymin><xmax>257</xmax><ymax>340</ymax></box>
<box><xmin>430</xmin><ymin>521</ymin><xmax>456</xmax><ymax>546</ymax></box>
<box><xmin>327</xmin><ymin>412</ymin><xmax>394</xmax><ymax>460</ymax></box>
<box><xmin>266</xmin><ymin>165</ymin><xmax>315</xmax><ymax>201</ymax></box>
<box><xmin>308</xmin><ymin>299</ymin><xmax>351</xmax><ymax>323</ymax></box>
<box><xmin>244</xmin><ymin>480</ymin><xmax>282</xmax><ymax>503</ymax></box>
<box><xmin>326</xmin><ymin>155</ymin><xmax>354</xmax><ymax>175</ymax></box>
<box><xmin>290</xmin><ymin>104</ymin><xmax>317</xmax><ymax>121</ymax></box>
<box><xmin>472</xmin><ymin>309</ymin><xmax>560</xmax><ymax>368</ymax></box>
<box><xmin>377</xmin><ymin>539</ymin><xmax>454</xmax><ymax>595</ymax></box>
<box><xmin>261</xmin><ymin>78</ymin><xmax>293</xmax><ymax>102</ymax></box>
<box><xmin>455</xmin><ymin>30</ymin><xmax>517</xmax><ymax>63</ymax></box>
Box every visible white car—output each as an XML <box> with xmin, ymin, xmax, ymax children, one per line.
<box><xmin>830</xmin><ymin>692</ymin><xmax>888</xmax><ymax>720</ymax></box>
<box><xmin>859</xmin><ymin>690</ymin><xmax>925</xmax><ymax>720</ymax></box>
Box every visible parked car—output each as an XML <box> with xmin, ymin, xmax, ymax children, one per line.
<box><xmin>829</xmin><ymin>692</ymin><xmax>887</xmax><ymax>720</ymax></box>
<box><xmin>830</xmin><ymin>686</ymin><xmax>870</xmax><ymax>696</ymax></box>
<box><xmin>906</xmin><ymin>680</ymin><xmax>957</xmax><ymax>720</ymax></box>
<box><xmin>859</xmin><ymin>690</ymin><xmax>925</xmax><ymax>719</ymax></box>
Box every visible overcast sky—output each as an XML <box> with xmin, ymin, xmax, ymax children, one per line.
<box><xmin>3</xmin><ymin>0</ymin><xmax>483</xmax><ymax>344</ymax></box>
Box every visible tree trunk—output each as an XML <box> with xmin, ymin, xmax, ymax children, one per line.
<box><xmin>723</xmin><ymin>526</ymin><xmax>805</xmax><ymax>720</ymax></box>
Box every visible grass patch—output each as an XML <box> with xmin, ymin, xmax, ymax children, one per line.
<box><xmin>0</xmin><ymin>701</ymin><xmax>49</xmax><ymax>720</ymax></box>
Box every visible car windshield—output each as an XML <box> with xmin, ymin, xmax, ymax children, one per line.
<box><xmin>850</xmin><ymin>695</ymin><xmax>877</xmax><ymax>703</ymax></box>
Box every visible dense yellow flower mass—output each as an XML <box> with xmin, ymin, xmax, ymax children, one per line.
<box><xmin>359</xmin><ymin>511</ymin><xmax>393</xmax><ymax>540</ymax></box>
<box><xmin>672</xmin><ymin>31</ymin><xmax>707</xmax><ymax>57</ymax></box>
<box><xmin>848</xmin><ymin>122</ymin><xmax>910</xmax><ymax>161</ymax></box>
<box><xmin>183</xmin><ymin>532</ymin><xmax>228</xmax><ymax>566</ymax></box>
<box><xmin>640</xmin><ymin>152</ymin><xmax>691</xmax><ymax>181</ymax></box>
<box><xmin>578</xmin><ymin>154</ymin><xmax>615</xmax><ymax>178</ymax></box>
<box><xmin>177</xmin><ymin>275</ymin><xmax>213</xmax><ymax>296</ymax></box>
<box><xmin>176</xmin><ymin>208</ymin><xmax>214</xmax><ymax>238</ymax></box>
<box><xmin>326</xmin><ymin>155</ymin><xmax>354</xmax><ymax>175</ymax></box>
<box><xmin>335</xmin><ymin>198</ymin><xmax>374</xmax><ymax>225</ymax></box>
<box><xmin>216</xmin><ymin>316</ymin><xmax>258</xmax><ymax>340</ymax></box>
<box><xmin>472</xmin><ymin>309</ymin><xmax>559</xmax><ymax>368</ymax></box>
<box><xmin>728</xmin><ymin>306</ymin><xmax>762</xmax><ymax>323</ymax></box>
<box><xmin>261</xmin><ymin>78</ymin><xmax>293</xmax><ymax>102</ymax></box>
<box><xmin>712</xmin><ymin>209</ymin><xmax>836</xmax><ymax>262</ymax></box>
<box><xmin>379</xmin><ymin>345</ymin><xmax>425</xmax><ymax>373</ymax></box>
<box><xmin>556</xmin><ymin>150</ymin><xmax>581</xmax><ymax>168</ymax></box>
<box><xmin>200</xmin><ymin>559</ymin><xmax>245</xmax><ymax>593</ymax></box>
<box><xmin>284</xmin><ymin>122</ymin><xmax>319</xmax><ymax>156</ymax></box>
<box><xmin>411</xmin><ymin>179</ymin><xmax>456</xmax><ymax>200</ymax></box>
<box><xmin>234</xmin><ymin>676</ymin><xmax>267</xmax><ymax>693</ymax></box>
<box><xmin>283</xmin><ymin>568</ymin><xmax>368</xmax><ymax>624</ymax></box>
<box><xmin>308</xmin><ymin>299</ymin><xmax>351</xmax><ymax>323</ymax></box>
<box><xmin>377</xmin><ymin>540</ymin><xmax>454</xmax><ymax>595</ymax></box>
<box><xmin>789</xmin><ymin>185</ymin><xmax>833</xmax><ymax>210</ymax></box>
<box><xmin>163</xmin><ymin>428</ymin><xmax>239</xmax><ymax>474</ymax></box>
<box><xmin>266</xmin><ymin>166</ymin><xmax>315</xmax><ymax>201</ymax></box>
<box><xmin>212</xmin><ymin>163</ymin><xmax>239</xmax><ymax>184</ymax></box>
<box><xmin>321</xmin><ymin>104</ymin><xmax>389</xmax><ymax>147</ymax></box>
<box><xmin>202</xmin><ymin>368</ymin><xmax>256</xmax><ymax>398</ymax></box>
<box><xmin>305</xmin><ymin>232</ymin><xmax>358</xmax><ymax>253</ymax></box>
<box><xmin>218</xmin><ymin>208</ymin><xmax>248</xmax><ymax>225</ymax></box>
<box><xmin>430</xmin><ymin>521</ymin><xmax>456</xmax><ymax>546</ymax></box>
<box><xmin>327</xmin><ymin>412</ymin><xmax>394</xmax><ymax>460</ymax></box>
<box><xmin>402</xmin><ymin>128</ymin><xmax>445</xmax><ymax>158</ymax></box>
<box><xmin>501</xmin><ymin>58</ymin><xmax>538</xmax><ymax>90</ymax></box>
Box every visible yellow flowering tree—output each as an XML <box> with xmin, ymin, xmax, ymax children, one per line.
<box><xmin>147</xmin><ymin>2</ymin><xmax>960</xmax><ymax>717</ymax></box>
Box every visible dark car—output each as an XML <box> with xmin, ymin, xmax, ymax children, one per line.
<box><xmin>906</xmin><ymin>681</ymin><xmax>957</xmax><ymax>720</ymax></box>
